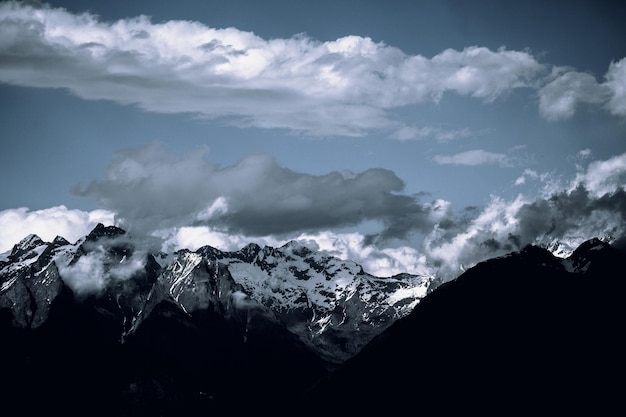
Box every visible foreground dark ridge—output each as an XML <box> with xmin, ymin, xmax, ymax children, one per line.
<box><xmin>303</xmin><ymin>239</ymin><xmax>626</xmax><ymax>415</ymax></box>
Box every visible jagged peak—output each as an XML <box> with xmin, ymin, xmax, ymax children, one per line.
<box><xmin>52</xmin><ymin>235</ymin><xmax>70</xmax><ymax>247</ymax></box>
<box><xmin>10</xmin><ymin>234</ymin><xmax>45</xmax><ymax>258</ymax></box>
<box><xmin>280</xmin><ymin>240</ymin><xmax>313</xmax><ymax>257</ymax></box>
<box><xmin>241</xmin><ymin>242</ymin><xmax>262</xmax><ymax>253</ymax></box>
<box><xmin>85</xmin><ymin>223</ymin><xmax>126</xmax><ymax>241</ymax></box>
<box><xmin>570</xmin><ymin>237</ymin><xmax>610</xmax><ymax>257</ymax></box>
<box><xmin>15</xmin><ymin>233</ymin><xmax>44</xmax><ymax>249</ymax></box>
<box><xmin>566</xmin><ymin>237</ymin><xmax>615</xmax><ymax>273</ymax></box>
<box><xmin>195</xmin><ymin>244</ymin><xmax>223</xmax><ymax>258</ymax></box>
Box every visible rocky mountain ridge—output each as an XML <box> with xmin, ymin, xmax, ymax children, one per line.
<box><xmin>0</xmin><ymin>223</ymin><xmax>431</xmax><ymax>362</ymax></box>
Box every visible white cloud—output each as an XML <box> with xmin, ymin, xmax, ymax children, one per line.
<box><xmin>538</xmin><ymin>58</ymin><xmax>626</xmax><ymax>120</ymax></box>
<box><xmin>195</xmin><ymin>196</ymin><xmax>229</xmax><ymax>221</ymax></box>
<box><xmin>56</xmin><ymin>240</ymin><xmax>148</xmax><ymax>295</ymax></box>
<box><xmin>538</xmin><ymin>69</ymin><xmax>609</xmax><ymax>120</ymax></box>
<box><xmin>421</xmin><ymin>152</ymin><xmax>626</xmax><ymax>279</ymax></box>
<box><xmin>0</xmin><ymin>205</ymin><xmax>115</xmax><ymax>253</ymax></box>
<box><xmin>423</xmin><ymin>194</ymin><xmax>527</xmax><ymax>278</ymax></box>
<box><xmin>0</xmin><ymin>2</ymin><xmax>544</xmax><ymax>136</ymax></box>
<box><xmin>515</xmin><ymin>169</ymin><xmax>539</xmax><ymax>185</ymax></box>
<box><xmin>391</xmin><ymin>126</ymin><xmax>473</xmax><ymax>141</ymax></box>
<box><xmin>572</xmin><ymin>151</ymin><xmax>626</xmax><ymax>196</ymax></box>
<box><xmin>434</xmin><ymin>149</ymin><xmax>512</xmax><ymax>167</ymax></box>
<box><xmin>158</xmin><ymin>225</ymin><xmax>430</xmax><ymax>277</ymax></box>
<box><xmin>57</xmin><ymin>251</ymin><xmax>108</xmax><ymax>294</ymax></box>
<box><xmin>157</xmin><ymin>225</ymin><xmax>282</xmax><ymax>254</ymax></box>
<box><xmin>578</xmin><ymin>149</ymin><xmax>593</xmax><ymax>159</ymax></box>
<box><xmin>605</xmin><ymin>58</ymin><xmax>626</xmax><ymax>116</ymax></box>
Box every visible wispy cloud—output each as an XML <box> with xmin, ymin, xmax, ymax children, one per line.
<box><xmin>391</xmin><ymin>126</ymin><xmax>474</xmax><ymax>141</ymax></box>
<box><xmin>538</xmin><ymin>60</ymin><xmax>626</xmax><ymax>120</ymax></box>
<box><xmin>515</xmin><ymin>168</ymin><xmax>539</xmax><ymax>185</ymax></box>
<box><xmin>572</xmin><ymin>152</ymin><xmax>626</xmax><ymax>197</ymax></box>
<box><xmin>0</xmin><ymin>1</ymin><xmax>546</xmax><ymax>136</ymax></box>
<box><xmin>433</xmin><ymin>149</ymin><xmax>512</xmax><ymax>167</ymax></box>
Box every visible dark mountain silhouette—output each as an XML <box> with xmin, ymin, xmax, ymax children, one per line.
<box><xmin>303</xmin><ymin>239</ymin><xmax>625</xmax><ymax>415</ymax></box>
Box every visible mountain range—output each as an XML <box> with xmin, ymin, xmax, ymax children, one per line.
<box><xmin>1</xmin><ymin>224</ymin><xmax>624</xmax><ymax>415</ymax></box>
<box><xmin>0</xmin><ymin>224</ymin><xmax>429</xmax><ymax>415</ymax></box>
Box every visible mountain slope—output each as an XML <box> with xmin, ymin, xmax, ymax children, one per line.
<box><xmin>304</xmin><ymin>240</ymin><xmax>626</xmax><ymax>415</ymax></box>
<box><xmin>0</xmin><ymin>224</ymin><xmax>430</xmax><ymax>415</ymax></box>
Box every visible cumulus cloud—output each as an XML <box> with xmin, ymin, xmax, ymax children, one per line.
<box><xmin>3</xmin><ymin>149</ymin><xmax>625</xmax><ymax>283</ymax></box>
<box><xmin>0</xmin><ymin>1</ymin><xmax>544</xmax><ymax>136</ymax></box>
<box><xmin>0</xmin><ymin>205</ymin><xmax>115</xmax><ymax>253</ymax></box>
<box><xmin>538</xmin><ymin>58</ymin><xmax>626</xmax><ymax>120</ymax></box>
<box><xmin>66</xmin><ymin>143</ymin><xmax>626</xmax><ymax>281</ymax></box>
<box><xmin>434</xmin><ymin>149</ymin><xmax>512</xmax><ymax>167</ymax></box>
<box><xmin>423</xmin><ymin>151</ymin><xmax>626</xmax><ymax>279</ymax></box>
<box><xmin>538</xmin><ymin>69</ymin><xmax>609</xmax><ymax>120</ymax></box>
<box><xmin>573</xmin><ymin>151</ymin><xmax>626</xmax><ymax>196</ymax></box>
<box><xmin>72</xmin><ymin>143</ymin><xmax>449</xmax><ymax>242</ymax></box>
<box><xmin>605</xmin><ymin>58</ymin><xmax>626</xmax><ymax>116</ymax></box>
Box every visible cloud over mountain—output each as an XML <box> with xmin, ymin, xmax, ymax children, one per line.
<box><xmin>0</xmin><ymin>205</ymin><xmax>114</xmax><ymax>253</ymax></box>
<box><xmin>71</xmin><ymin>143</ymin><xmax>447</xmax><ymax>242</ymax></box>
<box><xmin>423</xmin><ymin>152</ymin><xmax>626</xmax><ymax>278</ymax></box>
<box><xmin>63</xmin><ymin>144</ymin><xmax>626</xmax><ymax>280</ymax></box>
<box><xmin>3</xmin><ymin>149</ymin><xmax>625</xmax><ymax>281</ymax></box>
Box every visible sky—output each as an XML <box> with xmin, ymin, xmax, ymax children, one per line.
<box><xmin>1</xmin><ymin>0</ymin><xmax>625</xmax><ymax>280</ymax></box>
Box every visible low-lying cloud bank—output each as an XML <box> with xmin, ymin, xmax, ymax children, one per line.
<box><xmin>71</xmin><ymin>143</ymin><xmax>447</xmax><ymax>242</ymax></box>
<box><xmin>2</xmin><ymin>148</ymin><xmax>624</xmax><ymax>281</ymax></box>
<box><xmin>0</xmin><ymin>205</ymin><xmax>114</xmax><ymax>253</ymax></box>
<box><xmin>1</xmin><ymin>1</ymin><xmax>624</xmax><ymax>137</ymax></box>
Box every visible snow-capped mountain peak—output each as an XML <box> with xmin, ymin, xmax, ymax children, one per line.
<box><xmin>1</xmin><ymin>224</ymin><xmax>431</xmax><ymax>363</ymax></box>
<box><xmin>194</xmin><ymin>241</ymin><xmax>431</xmax><ymax>361</ymax></box>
